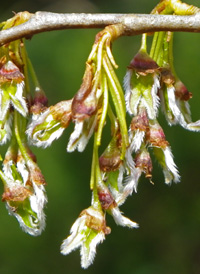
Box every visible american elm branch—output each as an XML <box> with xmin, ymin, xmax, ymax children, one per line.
<box><xmin>1</xmin><ymin>12</ymin><xmax>200</xmax><ymax>45</ymax></box>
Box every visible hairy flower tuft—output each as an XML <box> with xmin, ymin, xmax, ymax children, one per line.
<box><xmin>61</xmin><ymin>206</ymin><xmax>110</xmax><ymax>269</ymax></box>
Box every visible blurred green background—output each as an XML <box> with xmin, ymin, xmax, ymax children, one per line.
<box><xmin>1</xmin><ymin>0</ymin><xmax>200</xmax><ymax>273</ymax></box>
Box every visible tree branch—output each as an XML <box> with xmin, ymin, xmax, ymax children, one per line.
<box><xmin>1</xmin><ymin>12</ymin><xmax>200</xmax><ymax>45</ymax></box>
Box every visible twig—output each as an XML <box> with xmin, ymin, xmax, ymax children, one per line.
<box><xmin>1</xmin><ymin>12</ymin><xmax>200</xmax><ymax>45</ymax></box>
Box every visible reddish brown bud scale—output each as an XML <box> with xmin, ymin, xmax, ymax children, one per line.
<box><xmin>0</xmin><ymin>61</ymin><xmax>24</xmax><ymax>83</ymax></box>
<box><xmin>50</xmin><ymin>100</ymin><xmax>72</xmax><ymax>128</ymax></box>
<box><xmin>161</xmin><ymin>68</ymin><xmax>175</xmax><ymax>85</ymax></box>
<box><xmin>98</xmin><ymin>190</ymin><xmax>116</xmax><ymax>210</ymax></box>
<box><xmin>99</xmin><ymin>153</ymin><xmax>122</xmax><ymax>172</ymax></box>
<box><xmin>130</xmin><ymin>111</ymin><xmax>149</xmax><ymax>132</ymax></box>
<box><xmin>2</xmin><ymin>186</ymin><xmax>32</xmax><ymax>202</ymax></box>
<box><xmin>135</xmin><ymin>150</ymin><xmax>153</xmax><ymax>178</ymax></box>
<box><xmin>72</xmin><ymin>63</ymin><xmax>97</xmax><ymax>120</ymax></box>
<box><xmin>99</xmin><ymin>133</ymin><xmax>123</xmax><ymax>172</ymax></box>
<box><xmin>30</xmin><ymin>103</ymin><xmax>48</xmax><ymax>115</ymax></box>
<box><xmin>30</xmin><ymin>88</ymin><xmax>49</xmax><ymax>114</ymax></box>
<box><xmin>174</xmin><ymin>80</ymin><xmax>192</xmax><ymax>101</ymax></box>
<box><xmin>29</xmin><ymin>163</ymin><xmax>46</xmax><ymax>185</ymax></box>
<box><xmin>80</xmin><ymin>208</ymin><xmax>111</xmax><ymax>235</ymax></box>
<box><xmin>128</xmin><ymin>51</ymin><xmax>159</xmax><ymax>75</ymax></box>
<box><xmin>146</xmin><ymin>122</ymin><xmax>169</xmax><ymax>148</ymax></box>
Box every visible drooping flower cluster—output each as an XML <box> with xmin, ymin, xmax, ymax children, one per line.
<box><xmin>0</xmin><ymin>12</ymin><xmax>47</xmax><ymax>236</ymax></box>
<box><xmin>0</xmin><ymin>0</ymin><xmax>200</xmax><ymax>269</ymax></box>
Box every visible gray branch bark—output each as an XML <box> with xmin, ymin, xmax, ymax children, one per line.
<box><xmin>1</xmin><ymin>12</ymin><xmax>200</xmax><ymax>45</ymax></box>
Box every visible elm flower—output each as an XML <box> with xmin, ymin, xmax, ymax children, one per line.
<box><xmin>1</xmin><ymin>146</ymin><xmax>47</xmax><ymax>236</ymax></box>
<box><xmin>146</xmin><ymin>120</ymin><xmax>180</xmax><ymax>184</ymax></box>
<box><xmin>128</xmin><ymin>107</ymin><xmax>149</xmax><ymax>153</ymax></box>
<box><xmin>124</xmin><ymin>50</ymin><xmax>160</xmax><ymax>120</ymax></box>
<box><xmin>61</xmin><ymin>206</ymin><xmax>111</xmax><ymax>269</ymax></box>
<box><xmin>99</xmin><ymin>131</ymin><xmax>138</xmax><ymax>204</ymax></box>
<box><xmin>67</xmin><ymin>64</ymin><xmax>100</xmax><ymax>152</ymax></box>
<box><xmin>27</xmin><ymin>100</ymin><xmax>72</xmax><ymax>148</ymax></box>
<box><xmin>97</xmin><ymin>182</ymin><xmax>139</xmax><ymax>228</ymax></box>
<box><xmin>160</xmin><ymin>68</ymin><xmax>190</xmax><ymax>128</ymax></box>
<box><xmin>0</xmin><ymin>61</ymin><xmax>28</xmax><ymax>144</ymax></box>
<box><xmin>0</xmin><ymin>61</ymin><xmax>28</xmax><ymax>118</ymax></box>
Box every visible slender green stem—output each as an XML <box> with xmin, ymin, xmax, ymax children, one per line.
<box><xmin>168</xmin><ymin>32</ymin><xmax>176</xmax><ymax>75</ymax></box>
<box><xmin>103</xmin><ymin>55</ymin><xmax>129</xmax><ymax>159</ymax></box>
<box><xmin>96</xmin><ymin>33</ymin><xmax>109</xmax><ymax>72</ymax></box>
<box><xmin>108</xmin><ymin>103</ymin><xmax>118</xmax><ymax>135</ymax></box>
<box><xmin>96</xmin><ymin>72</ymin><xmax>109</xmax><ymax>146</ymax></box>
<box><xmin>87</xmin><ymin>43</ymin><xmax>98</xmax><ymax>63</ymax></box>
<box><xmin>14</xmin><ymin>111</ymin><xmax>30</xmax><ymax>163</ymax></box>
<box><xmin>103</xmin><ymin>54</ymin><xmax>126</xmax><ymax>113</ymax></box>
<box><xmin>140</xmin><ymin>33</ymin><xmax>147</xmax><ymax>52</ymax></box>
<box><xmin>91</xmin><ymin>133</ymin><xmax>102</xmax><ymax>210</ymax></box>
<box><xmin>20</xmin><ymin>40</ymin><xmax>31</xmax><ymax>96</ymax></box>
<box><xmin>151</xmin><ymin>31</ymin><xmax>165</xmax><ymax>65</ymax></box>
<box><xmin>150</xmin><ymin>32</ymin><xmax>158</xmax><ymax>58</ymax></box>
<box><xmin>90</xmin><ymin>142</ymin><xmax>96</xmax><ymax>190</ymax></box>
<box><xmin>163</xmin><ymin>32</ymin><xmax>170</xmax><ymax>67</ymax></box>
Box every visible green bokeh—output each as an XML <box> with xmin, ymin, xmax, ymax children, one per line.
<box><xmin>1</xmin><ymin>1</ymin><xmax>200</xmax><ymax>273</ymax></box>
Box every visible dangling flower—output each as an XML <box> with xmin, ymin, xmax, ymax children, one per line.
<box><xmin>0</xmin><ymin>61</ymin><xmax>28</xmax><ymax>117</ymax></box>
<box><xmin>134</xmin><ymin>146</ymin><xmax>153</xmax><ymax>180</ymax></box>
<box><xmin>146</xmin><ymin>119</ymin><xmax>180</xmax><ymax>184</ymax></box>
<box><xmin>124</xmin><ymin>50</ymin><xmax>160</xmax><ymax>120</ymax></box>
<box><xmin>61</xmin><ymin>206</ymin><xmax>111</xmax><ymax>269</ymax></box>
<box><xmin>27</xmin><ymin>99</ymin><xmax>72</xmax><ymax>148</ymax></box>
<box><xmin>97</xmin><ymin>181</ymin><xmax>139</xmax><ymax>228</ymax></box>
<box><xmin>67</xmin><ymin>63</ymin><xmax>101</xmax><ymax>152</ymax></box>
<box><xmin>128</xmin><ymin>106</ymin><xmax>149</xmax><ymax>153</ymax></box>
<box><xmin>98</xmin><ymin>127</ymin><xmax>138</xmax><ymax>203</ymax></box>
<box><xmin>1</xmin><ymin>145</ymin><xmax>47</xmax><ymax>236</ymax></box>
<box><xmin>0</xmin><ymin>61</ymin><xmax>28</xmax><ymax>144</ymax></box>
<box><xmin>160</xmin><ymin>68</ymin><xmax>188</xmax><ymax>127</ymax></box>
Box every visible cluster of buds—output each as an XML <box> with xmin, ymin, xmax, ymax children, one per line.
<box><xmin>0</xmin><ymin>0</ymin><xmax>200</xmax><ymax>269</ymax></box>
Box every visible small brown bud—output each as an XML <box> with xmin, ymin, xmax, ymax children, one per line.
<box><xmin>128</xmin><ymin>51</ymin><xmax>159</xmax><ymax>76</ymax></box>
<box><xmin>98</xmin><ymin>190</ymin><xmax>117</xmax><ymax>210</ymax></box>
<box><xmin>30</xmin><ymin>88</ymin><xmax>48</xmax><ymax>114</ymax></box>
<box><xmin>146</xmin><ymin>122</ymin><xmax>169</xmax><ymax>149</ymax></box>
<box><xmin>72</xmin><ymin>63</ymin><xmax>97</xmax><ymax>120</ymax></box>
<box><xmin>99</xmin><ymin>136</ymin><xmax>122</xmax><ymax>172</ymax></box>
<box><xmin>28</xmin><ymin>162</ymin><xmax>46</xmax><ymax>186</ymax></box>
<box><xmin>130</xmin><ymin>109</ymin><xmax>149</xmax><ymax>132</ymax></box>
<box><xmin>135</xmin><ymin>149</ymin><xmax>153</xmax><ymax>178</ymax></box>
<box><xmin>174</xmin><ymin>80</ymin><xmax>192</xmax><ymax>101</ymax></box>
<box><xmin>0</xmin><ymin>61</ymin><xmax>24</xmax><ymax>83</ymax></box>
<box><xmin>161</xmin><ymin>68</ymin><xmax>175</xmax><ymax>85</ymax></box>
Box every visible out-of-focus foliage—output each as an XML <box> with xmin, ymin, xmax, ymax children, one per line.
<box><xmin>0</xmin><ymin>0</ymin><xmax>200</xmax><ymax>273</ymax></box>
